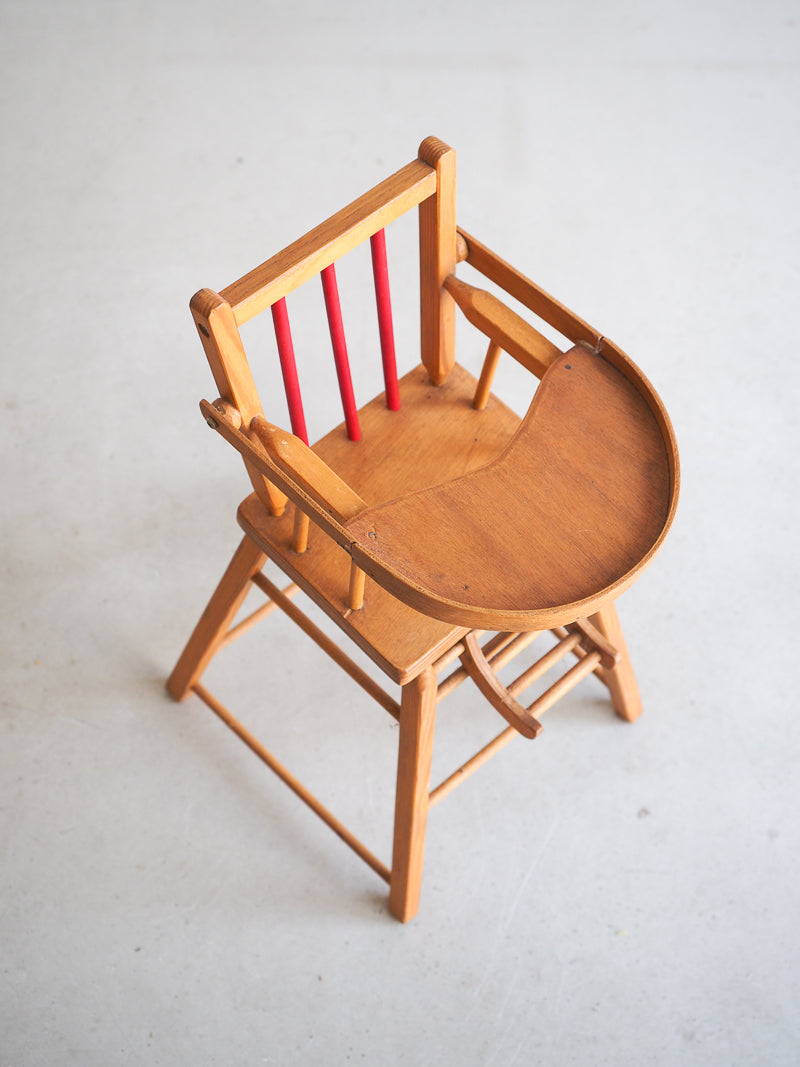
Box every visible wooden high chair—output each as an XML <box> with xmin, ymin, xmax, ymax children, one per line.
<box><xmin>167</xmin><ymin>137</ymin><xmax>679</xmax><ymax>922</ymax></box>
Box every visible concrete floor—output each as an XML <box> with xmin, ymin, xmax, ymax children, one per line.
<box><xmin>2</xmin><ymin>1</ymin><xmax>798</xmax><ymax>1063</ymax></box>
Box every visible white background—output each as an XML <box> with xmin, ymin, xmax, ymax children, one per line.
<box><xmin>1</xmin><ymin>1</ymin><xmax>798</xmax><ymax>1063</ymax></box>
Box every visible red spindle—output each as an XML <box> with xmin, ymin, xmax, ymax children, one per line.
<box><xmin>271</xmin><ymin>297</ymin><xmax>308</xmax><ymax>445</ymax></box>
<box><xmin>320</xmin><ymin>264</ymin><xmax>361</xmax><ymax>442</ymax></box>
<box><xmin>370</xmin><ymin>228</ymin><xmax>400</xmax><ymax>411</ymax></box>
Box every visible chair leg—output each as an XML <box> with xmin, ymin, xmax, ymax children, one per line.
<box><xmin>389</xmin><ymin>666</ymin><xmax>438</xmax><ymax>923</ymax></box>
<box><xmin>166</xmin><ymin>535</ymin><xmax>268</xmax><ymax>701</ymax></box>
<box><xmin>588</xmin><ymin>602</ymin><xmax>643</xmax><ymax>722</ymax></box>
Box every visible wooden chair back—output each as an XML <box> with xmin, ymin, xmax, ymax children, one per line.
<box><xmin>189</xmin><ymin>138</ymin><xmax>456</xmax><ymax>515</ymax></box>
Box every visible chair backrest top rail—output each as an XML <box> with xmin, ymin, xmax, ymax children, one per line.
<box><xmin>222</xmin><ymin>160</ymin><xmax>437</xmax><ymax>326</ymax></box>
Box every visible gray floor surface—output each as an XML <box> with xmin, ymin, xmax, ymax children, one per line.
<box><xmin>2</xmin><ymin>1</ymin><xmax>798</xmax><ymax>1064</ymax></box>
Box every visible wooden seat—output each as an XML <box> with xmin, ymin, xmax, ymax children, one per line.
<box><xmin>167</xmin><ymin>137</ymin><xmax>679</xmax><ymax>922</ymax></box>
<box><xmin>237</xmin><ymin>362</ymin><xmax>521</xmax><ymax>684</ymax></box>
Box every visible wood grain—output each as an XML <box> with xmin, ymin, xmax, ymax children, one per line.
<box><xmin>222</xmin><ymin>161</ymin><xmax>437</xmax><ymax>325</ymax></box>
<box><xmin>418</xmin><ymin>137</ymin><xmax>457</xmax><ymax>384</ymax></box>
<box><xmin>444</xmin><ymin>274</ymin><xmax>562</xmax><ymax>378</ymax></box>
<box><xmin>347</xmin><ymin>343</ymin><xmax>677</xmax><ymax>631</ymax></box>
<box><xmin>236</xmin><ymin>362</ymin><xmax>522</xmax><ymax>683</ymax></box>
<box><xmin>457</xmin><ymin>227</ymin><xmax>602</xmax><ymax>348</ymax></box>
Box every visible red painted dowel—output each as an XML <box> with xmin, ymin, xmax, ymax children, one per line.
<box><xmin>370</xmin><ymin>229</ymin><xmax>400</xmax><ymax>411</ymax></box>
<box><xmin>271</xmin><ymin>297</ymin><xmax>308</xmax><ymax>445</ymax></box>
<box><xmin>320</xmin><ymin>264</ymin><xmax>360</xmax><ymax>441</ymax></box>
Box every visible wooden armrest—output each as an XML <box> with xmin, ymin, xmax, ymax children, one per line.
<box><xmin>444</xmin><ymin>274</ymin><xmax>562</xmax><ymax>379</ymax></box>
<box><xmin>199</xmin><ymin>399</ymin><xmax>366</xmax><ymax>531</ymax></box>
<box><xmin>456</xmin><ymin>228</ymin><xmax>602</xmax><ymax>348</ymax></box>
<box><xmin>249</xmin><ymin>416</ymin><xmax>367</xmax><ymax>523</ymax></box>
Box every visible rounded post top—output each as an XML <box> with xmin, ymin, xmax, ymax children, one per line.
<box><xmin>418</xmin><ymin>136</ymin><xmax>455</xmax><ymax>167</ymax></box>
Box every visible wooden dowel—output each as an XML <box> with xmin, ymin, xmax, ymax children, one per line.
<box><xmin>249</xmin><ymin>571</ymin><xmax>400</xmax><ymax>719</ymax></box>
<box><xmin>292</xmin><ymin>507</ymin><xmax>310</xmax><ymax>554</ymax></box>
<box><xmin>431</xmin><ymin>630</ymin><xmax>486</xmax><ymax>675</ymax></box>
<box><xmin>507</xmin><ymin>632</ymin><xmax>582</xmax><ymax>698</ymax></box>
<box><xmin>527</xmin><ymin>651</ymin><xmax>602</xmax><ymax>718</ymax></box>
<box><xmin>217</xmin><ymin>582</ymin><xmax>300</xmax><ymax>650</ymax></box>
<box><xmin>428</xmin><ymin>726</ymin><xmax>518</xmax><ymax>806</ymax></box>
<box><xmin>192</xmin><ymin>683</ymin><xmax>391</xmax><ymax>883</ymax></box>
<box><xmin>551</xmin><ymin>624</ymin><xmax>612</xmax><ymax>691</ymax></box>
<box><xmin>431</xmin><ymin>641</ymin><xmax>468</xmax><ymax>675</ymax></box>
<box><xmin>488</xmin><ymin>629</ymin><xmax>540</xmax><ymax>672</ymax></box>
<box><xmin>435</xmin><ymin>664</ymin><xmax>469</xmax><ymax>701</ymax></box>
<box><xmin>320</xmin><ymin>263</ymin><xmax>361</xmax><ymax>441</ymax></box>
<box><xmin>370</xmin><ymin>229</ymin><xmax>401</xmax><ymax>411</ymax></box>
<box><xmin>348</xmin><ymin>562</ymin><xmax>366</xmax><ymax>611</ymax></box>
<box><xmin>271</xmin><ymin>297</ymin><xmax>308</xmax><ymax>445</ymax></box>
<box><xmin>473</xmin><ymin>340</ymin><xmax>502</xmax><ymax>410</ymax></box>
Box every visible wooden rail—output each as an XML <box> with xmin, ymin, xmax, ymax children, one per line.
<box><xmin>222</xmin><ymin>160</ymin><xmax>436</xmax><ymax>324</ymax></box>
<box><xmin>193</xmin><ymin>683</ymin><xmax>391</xmax><ymax>883</ymax></box>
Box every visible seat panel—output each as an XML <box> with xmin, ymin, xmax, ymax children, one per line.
<box><xmin>238</xmin><ymin>361</ymin><xmax>523</xmax><ymax>683</ymax></box>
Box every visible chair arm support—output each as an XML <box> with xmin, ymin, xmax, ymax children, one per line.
<box><xmin>199</xmin><ymin>399</ymin><xmax>367</xmax><ymax>529</ymax></box>
<box><xmin>456</xmin><ymin>228</ymin><xmax>602</xmax><ymax>349</ymax></box>
<box><xmin>444</xmin><ymin>274</ymin><xmax>562</xmax><ymax>380</ymax></box>
<box><xmin>249</xmin><ymin>416</ymin><xmax>367</xmax><ymax>523</ymax></box>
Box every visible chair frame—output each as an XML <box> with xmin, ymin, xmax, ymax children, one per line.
<box><xmin>167</xmin><ymin>137</ymin><xmax>679</xmax><ymax>922</ymax></box>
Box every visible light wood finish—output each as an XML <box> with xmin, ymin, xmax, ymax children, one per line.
<box><xmin>418</xmin><ymin>137</ymin><xmax>457</xmax><ymax>384</ymax></box>
<box><xmin>567</xmin><ymin>617</ymin><xmax>619</xmax><ymax>670</ymax></box>
<box><xmin>444</xmin><ymin>274</ymin><xmax>562</xmax><ymax>379</ymax></box>
<box><xmin>216</xmin><ymin>583</ymin><xmax>298</xmax><ymax>650</ymax></box>
<box><xmin>506</xmin><ymin>631</ymin><xmax>583</xmax><ymax>698</ymax></box>
<box><xmin>237</xmin><ymin>363</ymin><xmax>520</xmax><ymax>684</ymax></box>
<box><xmin>292</xmin><ymin>508</ymin><xmax>310</xmax><ymax>554</ymax></box>
<box><xmin>193</xmin><ymin>683</ymin><xmax>391</xmax><ymax>883</ymax></box>
<box><xmin>222</xmin><ymin>160</ymin><xmax>437</xmax><ymax>326</ymax></box>
<box><xmin>249</xmin><ymin>570</ymin><xmax>401</xmax><ymax>719</ymax></box>
<box><xmin>460</xmin><ymin>632</ymin><xmax>544</xmax><ymax>739</ymax></box>
<box><xmin>191</xmin><ymin>291</ymin><xmax>287</xmax><ymax>515</ymax></box>
<box><xmin>199</xmin><ymin>398</ymin><xmax>355</xmax><ymax>554</ymax></box>
<box><xmin>389</xmin><ymin>667</ymin><xmax>438</xmax><ymax>922</ymax></box>
<box><xmin>168</xmin><ymin>137</ymin><xmax>679</xmax><ymax>922</ymax></box>
<box><xmin>347</xmin><ymin>343</ymin><xmax>677</xmax><ymax>631</ymax></box>
<box><xmin>527</xmin><ymin>650</ymin><xmax>603</xmax><ymax>718</ymax></box>
<box><xmin>190</xmin><ymin>290</ymin><xmax>262</xmax><ymax>420</ymax></box>
<box><xmin>473</xmin><ymin>340</ymin><xmax>502</xmax><ymax>410</ymax></box>
<box><xmin>428</xmin><ymin>726</ymin><xmax>518</xmax><ymax>807</ymax></box>
<box><xmin>348</xmin><ymin>562</ymin><xmax>366</xmax><ymax>611</ymax></box>
<box><xmin>589</xmin><ymin>602</ymin><xmax>643</xmax><ymax>721</ymax></box>
<box><xmin>167</xmin><ymin>535</ymin><xmax>267</xmax><ymax>701</ymax></box>
<box><xmin>436</xmin><ymin>630</ymin><xmax>539</xmax><ymax>701</ymax></box>
<box><xmin>250</xmin><ymin>416</ymin><xmax>368</xmax><ymax>524</ymax></box>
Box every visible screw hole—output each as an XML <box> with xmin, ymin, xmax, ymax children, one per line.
<box><xmin>196</xmin><ymin>322</ymin><xmax>210</xmax><ymax>338</ymax></box>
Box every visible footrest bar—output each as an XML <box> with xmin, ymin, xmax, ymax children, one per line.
<box><xmin>527</xmin><ymin>651</ymin><xmax>602</xmax><ymax>718</ymax></box>
<box><xmin>428</xmin><ymin>725</ymin><xmax>517</xmax><ymax>807</ymax></box>
<box><xmin>193</xmin><ymin>683</ymin><xmax>391</xmax><ymax>884</ymax></box>
<box><xmin>507</xmin><ymin>631</ymin><xmax>582</xmax><ymax>698</ymax></box>
<box><xmin>250</xmin><ymin>571</ymin><xmax>401</xmax><ymax>719</ymax></box>
<box><xmin>217</xmin><ymin>582</ymin><xmax>300</xmax><ymax>650</ymax></box>
<box><xmin>551</xmin><ymin>624</ymin><xmax>614</xmax><ymax>690</ymax></box>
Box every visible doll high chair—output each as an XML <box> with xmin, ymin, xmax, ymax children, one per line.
<box><xmin>167</xmin><ymin>137</ymin><xmax>679</xmax><ymax>922</ymax></box>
